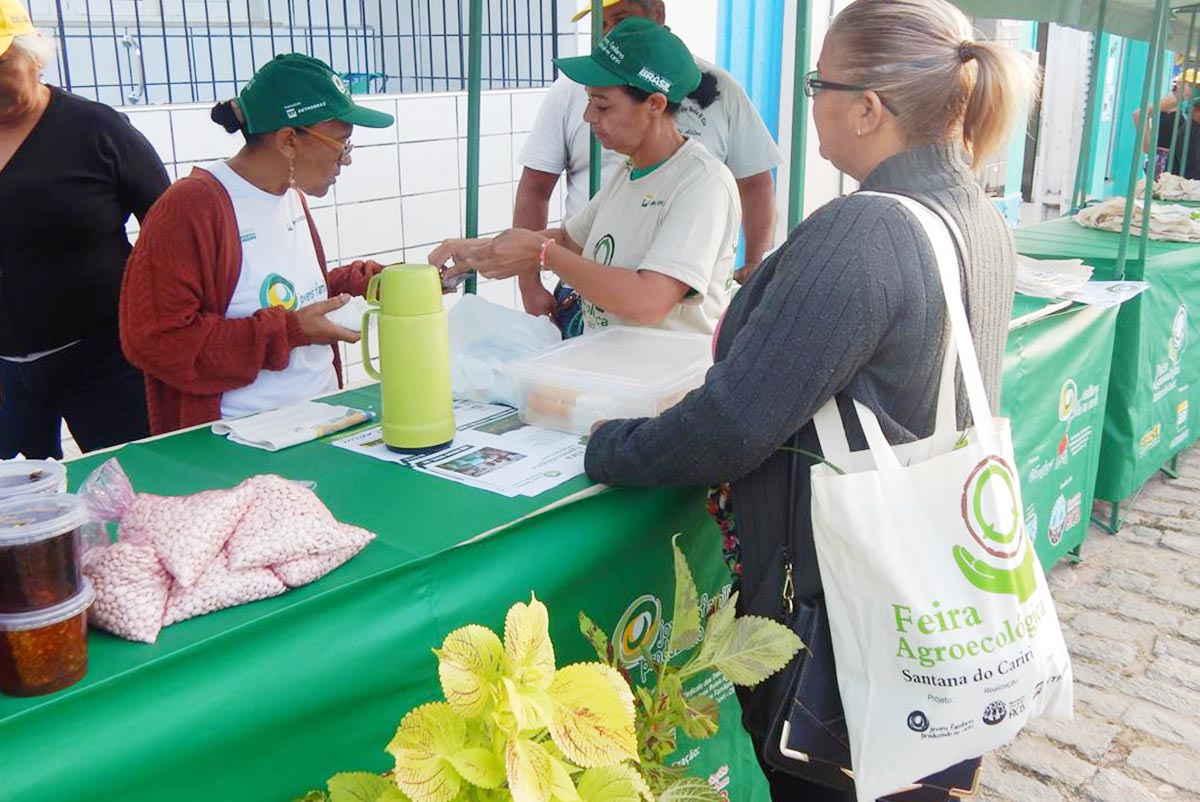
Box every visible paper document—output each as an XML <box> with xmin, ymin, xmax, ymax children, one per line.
<box><xmin>330</xmin><ymin>401</ymin><xmax>586</xmax><ymax>497</ymax></box>
<box><xmin>1064</xmin><ymin>280</ymin><xmax>1151</xmax><ymax>308</ymax></box>
<box><xmin>213</xmin><ymin>400</ymin><xmax>374</xmax><ymax>451</ymax></box>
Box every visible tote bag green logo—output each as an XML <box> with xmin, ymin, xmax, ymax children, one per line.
<box><xmin>955</xmin><ymin>456</ymin><xmax>1037</xmax><ymax>603</ymax></box>
<box><xmin>1058</xmin><ymin>380</ymin><xmax>1078</xmax><ymax>422</ymax></box>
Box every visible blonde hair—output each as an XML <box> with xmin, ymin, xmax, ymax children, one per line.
<box><xmin>827</xmin><ymin>0</ymin><xmax>1039</xmax><ymax>170</ymax></box>
<box><xmin>10</xmin><ymin>31</ymin><xmax>55</xmax><ymax>71</ymax></box>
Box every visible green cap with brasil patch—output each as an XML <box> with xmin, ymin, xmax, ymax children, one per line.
<box><xmin>554</xmin><ymin>17</ymin><xmax>700</xmax><ymax>104</ymax></box>
<box><xmin>237</xmin><ymin>53</ymin><xmax>394</xmax><ymax>134</ymax></box>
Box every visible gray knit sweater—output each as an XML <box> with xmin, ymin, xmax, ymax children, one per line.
<box><xmin>585</xmin><ymin>143</ymin><xmax>1016</xmax><ymax>732</ymax></box>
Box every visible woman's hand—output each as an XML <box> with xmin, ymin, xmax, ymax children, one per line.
<box><xmin>296</xmin><ymin>294</ymin><xmax>361</xmax><ymax>344</ymax></box>
<box><xmin>433</xmin><ymin>229</ymin><xmax>544</xmax><ymax>282</ymax></box>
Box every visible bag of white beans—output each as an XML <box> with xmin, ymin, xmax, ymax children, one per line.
<box><xmin>77</xmin><ymin>461</ymin><xmax>377</xmax><ymax>644</ymax></box>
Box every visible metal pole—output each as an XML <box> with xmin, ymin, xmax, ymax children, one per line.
<box><xmin>1116</xmin><ymin>0</ymin><xmax>1170</xmax><ymax>279</ymax></box>
<box><xmin>464</xmin><ymin>0</ymin><xmax>482</xmax><ymax>295</ymax></box>
<box><xmin>1139</xmin><ymin>4</ymin><xmax>1171</xmax><ymax>268</ymax></box>
<box><xmin>588</xmin><ymin>0</ymin><xmax>602</xmax><ymax>197</ymax></box>
<box><xmin>787</xmin><ymin>0</ymin><xmax>812</xmax><ymax>228</ymax></box>
<box><xmin>1070</xmin><ymin>0</ymin><xmax>1109</xmax><ymax>211</ymax></box>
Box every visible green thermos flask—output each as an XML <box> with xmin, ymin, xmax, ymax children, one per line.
<box><xmin>361</xmin><ymin>265</ymin><xmax>455</xmax><ymax>453</ymax></box>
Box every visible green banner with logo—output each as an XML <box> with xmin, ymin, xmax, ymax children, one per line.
<box><xmin>1002</xmin><ymin>301</ymin><xmax>1120</xmax><ymax>566</ymax></box>
<box><xmin>1094</xmin><ymin>273</ymin><xmax>1200</xmax><ymax>502</ymax></box>
<box><xmin>1013</xmin><ymin>218</ymin><xmax>1200</xmax><ymax>505</ymax></box>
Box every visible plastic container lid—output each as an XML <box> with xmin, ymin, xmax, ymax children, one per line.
<box><xmin>0</xmin><ymin>495</ymin><xmax>89</xmax><ymax>547</ymax></box>
<box><xmin>505</xmin><ymin>327</ymin><xmax>714</xmax><ymax>394</ymax></box>
<box><xmin>0</xmin><ymin>578</ymin><xmax>94</xmax><ymax>631</ymax></box>
<box><xmin>0</xmin><ymin>460</ymin><xmax>67</xmax><ymax>499</ymax></box>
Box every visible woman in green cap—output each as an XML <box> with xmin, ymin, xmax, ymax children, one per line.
<box><xmin>431</xmin><ymin>17</ymin><xmax>740</xmax><ymax>336</ymax></box>
<box><xmin>120</xmin><ymin>53</ymin><xmax>395</xmax><ymax>435</ymax></box>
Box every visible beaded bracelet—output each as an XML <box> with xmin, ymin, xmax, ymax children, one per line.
<box><xmin>538</xmin><ymin>238</ymin><xmax>553</xmax><ymax>270</ymax></box>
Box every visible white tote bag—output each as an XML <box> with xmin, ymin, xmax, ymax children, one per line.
<box><xmin>810</xmin><ymin>194</ymin><xmax>1073</xmax><ymax>802</ymax></box>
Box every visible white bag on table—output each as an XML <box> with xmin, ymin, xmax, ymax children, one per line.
<box><xmin>810</xmin><ymin>194</ymin><xmax>1073</xmax><ymax>802</ymax></box>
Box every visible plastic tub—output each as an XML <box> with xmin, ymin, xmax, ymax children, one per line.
<box><xmin>0</xmin><ymin>495</ymin><xmax>89</xmax><ymax>614</ymax></box>
<box><xmin>0</xmin><ymin>578</ymin><xmax>95</xmax><ymax>696</ymax></box>
<box><xmin>0</xmin><ymin>460</ymin><xmax>67</xmax><ymax>502</ymax></box>
<box><xmin>505</xmin><ymin>327</ymin><xmax>714</xmax><ymax>435</ymax></box>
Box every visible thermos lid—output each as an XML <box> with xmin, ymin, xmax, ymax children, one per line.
<box><xmin>371</xmin><ymin>264</ymin><xmax>444</xmax><ymax>317</ymax></box>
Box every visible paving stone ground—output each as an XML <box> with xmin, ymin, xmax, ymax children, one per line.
<box><xmin>976</xmin><ymin>447</ymin><xmax>1200</xmax><ymax>802</ymax></box>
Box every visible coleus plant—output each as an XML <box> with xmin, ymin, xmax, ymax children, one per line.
<box><xmin>295</xmin><ymin>536</ymin><xmax>802</xmax><ymax>802</ymax></box>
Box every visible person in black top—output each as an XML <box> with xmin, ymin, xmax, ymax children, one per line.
<box><xmin>0</xmin><ymin>2</ymin><xmax>170</xmax><ymax>459</ymax></box>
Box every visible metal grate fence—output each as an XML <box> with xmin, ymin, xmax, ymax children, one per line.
<box><xmin>29</xmin><ymin>0</ymin><xmax>566</xmax><ymax>106</ymax></box>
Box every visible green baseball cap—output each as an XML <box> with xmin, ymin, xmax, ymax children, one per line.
<box><xmin>237</xmin><ymin>53</ymin><xmax>395</xmax><ymax>134</ymax></box>
<box><xmin>554</xmin><ymin>17</ymin><xmax>700</xmax><ymax>104</ymax></box>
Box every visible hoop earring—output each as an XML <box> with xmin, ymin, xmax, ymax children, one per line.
<box><xmin>856</xmin><ymin>128</ymin><xmax>863</xmax><ymax>137</ymax></box>
<box><xmin>288</xmin><ymin>157</ymin><xmax>296</xmax><ymax>190</ymax></box>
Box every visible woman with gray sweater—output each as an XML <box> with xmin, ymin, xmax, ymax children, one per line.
<box><xmin>585</xmin><ymin>1</ymin><xmax>1039</xmax><ymax>799</ymax></box>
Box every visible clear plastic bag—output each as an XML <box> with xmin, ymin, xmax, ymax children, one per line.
<box><xmin>448</xmin><ymin>294</ymin><xmax>561</xmax><ymax>406</ymax></box>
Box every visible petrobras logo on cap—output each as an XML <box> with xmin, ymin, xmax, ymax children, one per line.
<box><xmin>331</xmin><ymin>73</ymin><xmax>350</xmax><ymax>97</ymax></box>
<box><xmin>637</xmin><ymin>67</ymin><xmax>672</xmax><ymax>93</ymax></box>
<box><xmin>283</xmin><ymin>100</ymin><xmax>328</xmax><ymax>119</ymax></box>
<box><xmin>598</xmin><ymin>38</ymin><xmax>625</xmax><ymax>64</ymax></box>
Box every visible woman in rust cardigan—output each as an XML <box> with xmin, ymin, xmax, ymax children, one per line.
<box><xmin>121</xmin><ymin>54</ymin><xmax>395</xmax><ymax>434</ymax></box>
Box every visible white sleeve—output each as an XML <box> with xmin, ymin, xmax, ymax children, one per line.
<box><xmin>718</xmin><ymin>75</ymin><xmax>784</xmax><ymax>180</ymax></box>
<box><xmin>518</xmin><ymin>77</ymin><xmax>576</xmax><ymax>176</ymax></box>
<box><xmin>639</xmin><ymin>171</ymin><xmax>740</xmax><ymax>300</ymax></box>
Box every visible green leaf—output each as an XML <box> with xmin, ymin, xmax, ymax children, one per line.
<box><xmin>657</xmin><ymin>777</ymin><xmax>724</xmax><ymax>802</ymax></box>
<box><xmin>549</xmin><ymin>753</ymin><xmax>582</xmax><ymax>802</ymax></box>
<box><xmin>679</xmin><ymin>695</ymin><xmax>720</xmax><ymax>741</ymax></box>
<box><xmin>502</xmin><ymin>676</ymin><xmax>555</xmax><ymax>733</ymax></box>
<box><xmin>546</xmin><ymin>663</ymin><xmax>638</xmax><ymax>767</ymax></box>
<box><xmin>446</xmin><ymin>747</ymin><xmax>506</xmax><ymax>790</ymax></box>
<box><xmin>639</xmin><ymin>763</ymin><xmax>686</xmax><ymax>796</ymax></box>
<box><xmin>575</xmin><ymin>766</ymin><xmax>653</xmax><ymax>802</ymax></box>
<box><xmin>702</xmin><ymin>591</ymin><xmax>738</xmax><ymax>654</ymax></box>
<box><xmin>327</xmin><ymin>773</ymin><xmax>399</xmax><ymax>802</ymax></box>
<box><xmin>291</xmin><ymin>792</ymin><xmax>330</xmax><ymax>802</ymax></box>
<box><xmin>687</xmin><ymin>614</ymin><xmax>802</xmax><ymax>686</ymax></box>
<box><xmin>505</xmin><ymin>594</ymin><xmax>556</xmax><ymax>692</ymax></box>
<box><xmin>578</xmin><ymin>611</ymin><xmax>614</xmax><ymax>665</ymax></box>
<box><xmin>506</xmin><ymin>737</ymin><xmax>556</xmax><ymax>802</ymax></box>
<box><xmin>376</xmin><ymin>787</ymin><xmax>414</xmax><ymax>802</ymax></box>
<box><xmin>667</xmin><ymin>535</ymin><xmax>702</xmax><ymax>657</ymax></box>
<box><xmin>386</xmin><ymin>702</ymin><xmax>467</xmax><ymax>802</ymax></box>
<box><xmin>435</xmin><ymin>624</ymin><xmax>505</xmax><ymax>718</ymax></box>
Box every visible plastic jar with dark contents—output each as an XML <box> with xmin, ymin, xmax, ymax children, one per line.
<box><xmin>0</xmin><ymin>579</ymin><xmax>95</xmax><ymax>696</ymax></box>
<box><xmin>0</xmin><ymin>460</ymin><xmax>67</xmax><ymax>503</ymax></box>
<box><xmin>0</xmin><ymin>495</ymin><xmax>89</xmax><ymax>614</ymax></box>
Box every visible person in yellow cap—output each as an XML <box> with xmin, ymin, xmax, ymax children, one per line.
<box><xmin>0</xmin><ymin>0</ymin><xmax>170</xmax><ymax>460</ymax></box>
<box><xmin>432</xmin><ymin>18</ymin><xmax>740</xmax><ymax>337</ymax></box>
<box><xmin>119</xmin><ymin>53</ymin><xmax>396</xmax><ymax>434</ymax></box>
<box><xmin>513</xmin><ymin>0</ymin><xmax>781</xmax><ymax>335</ymax></box>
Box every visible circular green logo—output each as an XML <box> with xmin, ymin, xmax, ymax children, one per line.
<box><xmin>593</xmin><ymin>234</ymin><xmax>615</xmax><ymax>266</ymax></box>
<box><xmin>259</xmin><ymin>273</ymin><xmax>298</xmax><ymax>310</ymax></box>
<box><xmin>612</xmin><ymin>594</ymin><xmax>660</xmax><ymax>667</ymax></box>
<box><xmin>961</xmin><ymin>456</ymin><xmax>1022</xmax><ymax>559</ymax></box>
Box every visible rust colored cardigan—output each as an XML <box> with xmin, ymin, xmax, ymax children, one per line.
<box><xmin>119</xmin><ymin>167</ymin><xmax>378</xmax><ymax>435</ymax></box>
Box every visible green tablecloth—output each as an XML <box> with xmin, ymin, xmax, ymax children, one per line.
<box><xmin>0</xmin><ymin>386</ymin><xmax>769</xmax><ymax>801</ymax></box>
<box><xmin>1002</xmin><ymin>300</ymin><xmax>1120</xmax><ymax>565</ymax></box>
<box><xmin>1014</xmin><ymin>217</ymin><xmax>1200</xmax><ymax>503</ymax></box>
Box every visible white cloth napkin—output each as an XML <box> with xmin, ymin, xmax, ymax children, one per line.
<box><xmin>212</xmin><ymin>401</ymin><xmax>374</xmax><ymax>451</ymax></box>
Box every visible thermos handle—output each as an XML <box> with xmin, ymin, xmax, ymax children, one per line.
<box><xmin>361</xmin><ymin>309</ymin><xmax>381</xmax><ymax>380</ymax></box>
<box><xmin>366</xmin><ymin>272</ymin><xmax>383</xmax><ymax>306</ymax></box>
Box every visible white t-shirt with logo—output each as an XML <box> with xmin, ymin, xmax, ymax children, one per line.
<box><xmin>206</xmin><ymin>160</ymin><xmax>337</xmax><ymax>419</ymax></box>
<box><xmin>563</xmin><ymin>138</ymin><xmax>741</xmax><ymax>335</ymax></box>
<box><xmin>519</xmin><ymin>58</ymin><xmax>782</xmax><ymax>220</ymax></box>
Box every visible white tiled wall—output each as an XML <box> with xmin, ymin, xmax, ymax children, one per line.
<box><xmin>120</xmin><ymin>86</ymin><xmax>563</xmax><ymax>383</ymax></box>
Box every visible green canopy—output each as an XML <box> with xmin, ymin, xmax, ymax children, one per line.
<box><xmin>952</xmin><ymin>0</ymin><xmax>1198</xmax><ymax>51</ymax></box>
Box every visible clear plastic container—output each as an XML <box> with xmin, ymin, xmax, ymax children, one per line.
<box><xmin>505</xmin><ymin>327</ymin><xmax>714</xmax><ymax>435</ymax></box>
<box><xmin>0</xmin><ymin>578</ymin><xmax>95</xmax><ymax>697</ymax></box>
<box><xmin>0</xmin><ymin>460</ymin><xmax>67</xmax><ymax>502</ymax></box>
<box><xmin>0</xmin><ymin>495</ymin><xmax>89</xmax><ymax>614</ymax></box>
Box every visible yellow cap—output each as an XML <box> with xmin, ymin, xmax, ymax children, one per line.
<box><xmin>0</xmin><ymin>0</ymin><xmax>35</xmax><ymax>58</ymax></box>
<box><xmin>571</xmin><ymin>0</ymin><xmax>623</xmax><ymax>23</ymax></box>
